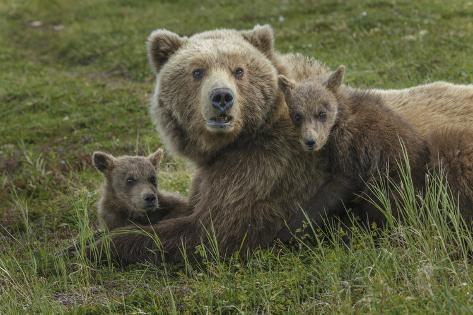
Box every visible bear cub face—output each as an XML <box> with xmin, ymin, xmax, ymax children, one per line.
<box><xmin>279</xmin><ymin>66</ymin><xmax>345</xmax><ymax>151</ymax></box>
<box><xmin>92</xmin><ymin>149</ymin><xmax>163</xmax><ymax>215</ymax></box>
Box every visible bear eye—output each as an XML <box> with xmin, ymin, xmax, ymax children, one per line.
<box><xmin>234</xmin><ymin>67</ymin><xmax>244</xmax><ymax>79</ymax></box>
<box><xmin>318</xmin><ymin>111</ymin><xmax>327</xmax><ymax>121</ymax></box>
<box><xmin>126</xmin><ymin>176</ymin><xmax>136</xmax><ymax>185</ymax></box>
<box><xmin>293</xmin><ymin>112</ymin><xmax>303</xmax><ymax>125</ymax></box>
<box><xmin>149</xmin><ymin>175</ymin><xmax>157</xmax><ymax>186</ymax></box>
<box><xmin>192</xmin><ymin>69</ymin><xmax>205</xmax><ymax>80</ymax></box>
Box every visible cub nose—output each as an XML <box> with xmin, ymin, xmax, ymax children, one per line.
<box><xmin>210</xmin><ymin>88</ymin><xmax>234</xmax><ymax>113</ymax></box>
<box><xmin>143</xmin><ymin>193</ymin><xmax>156</xmax><ymax>204</ymax></box>
<box><xmin>305</xmin><ymin>139</ymin><xmax>316</xmax><ymax>148</ymax></box>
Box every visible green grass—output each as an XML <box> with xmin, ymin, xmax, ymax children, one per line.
<box><xmin>1</xmin><ymin>0</ymin><xmax>473</xmax><ymax>313</ymax></box>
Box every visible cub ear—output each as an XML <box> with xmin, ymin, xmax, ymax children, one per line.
<box><xmin>240</xmin><ymin>24</ymin><xmax>274</xmax><ymax>57</ymax></box>
<box><xmin>148</xmin><ymin>148</ymin><xmax>164</xmax><ymax>169</ymax></box>
<box><xmin>278</xmin><ymin>75</ymin><xmax>295</xmax><ymax>96</ymax></box>
<box><xmin>325</xmin><ymin>65</ymin><xmax>345</xmax><ymax>92</ymax></box>
<box><xmin>147</xmin><ymin>29</ymin><xmax>187</xmax><ymax>73</ymax></box>
<box><xmin>92</xmin><ymin>151</ymin><xmax>116</xmax><ymax>174</ymax></box>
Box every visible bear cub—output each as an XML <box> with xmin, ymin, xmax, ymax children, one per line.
<box><xmin>278</xmin><ymin>66</ymin><xmax>431</xmax><ymax>232</ymax></box>
<box><xmin>92</xmin><ymin>149</ymin><xmax>167</xmax><ymax>230</ymax></box>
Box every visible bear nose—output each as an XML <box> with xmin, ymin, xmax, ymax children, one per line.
<box><xmin>143</xmin><ymin>193</ymin><xmax>156</xmax><ymax>204</ymax></box>
<box><xmin>305</xmin><ymin>139</ymin><xmax>316</xmax><ymax>147</ymax></box>
<box><xmin>210</xmin><ymin>88</ymin><xmax>234</xmax><ymax>113</ymax></box>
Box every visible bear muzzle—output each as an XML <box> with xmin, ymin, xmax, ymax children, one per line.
<box><xmin>207</xmin><ymin>87</ymin><xmax>235</xmax><ymax>130</ymax></box>
<box><xmin>304</xmin><ymin>139</ymin><xmax>316</xmax><ymax>151</ymax></box>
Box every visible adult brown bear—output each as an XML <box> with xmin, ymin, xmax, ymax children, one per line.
<box><xmin>90</xmin><ymin>25</ymin><xmax>473</xmax><ymax>265</ymax></box>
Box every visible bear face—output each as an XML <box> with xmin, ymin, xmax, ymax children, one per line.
<box><xmin>278</xmin><ymin>66</ymin><xmax>345</xmax><ymax>151</ymax></box>
<box><xmin>147</xmin><ymin>25</ymin><xmax>280</xmax><ymax>160</ymax></box>
<box><xmin>93</xmin><ymin>150</ymin><xmax>163</xmax><ymax>215</ymax></box>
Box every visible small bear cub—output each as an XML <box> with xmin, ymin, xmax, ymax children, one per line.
<box><xmin>278</xmin><ymin>66</ymin><xmax>430</xmax><ymax>230</ymax></box>
<box><xmin>92</xmin><ymin>149</ymin><xmax>165</xmax><ymax>230</ymax></box>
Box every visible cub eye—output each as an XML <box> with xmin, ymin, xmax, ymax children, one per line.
<box><xmin>234</xmin><ymin>67</ymin><xmax>244</xmax><ymax>79</ymax></box>
<box><xmin>318</xmin><ymin>111</ymin><xmax>327</xmax><ymax>121</ymax></box>
<box><xmin>192</xmin><ymin>69</ymin><xmax>205</xmax><ymax>80</ymax></box>
<box><xmin>149</xmin><ymin>176</ymin><xmax>157</xmax><ymax>186</ymax></box>
<box><xmin>126</xmin><ymin>176</ymin><xmax>136</xmax><ymax>185</ymax></box>
<box><xmin>293</xmin><ymin>112</ymin><xmax>303</xmax><ymax>124</ymax></box>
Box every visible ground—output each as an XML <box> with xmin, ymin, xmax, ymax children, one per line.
<box><xmin>1</xmin><ymin>0</ymin><xmax>473</xmax><ymax>313</ymax></box>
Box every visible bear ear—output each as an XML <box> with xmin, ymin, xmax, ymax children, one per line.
<box><xmin>240</xmin><ymin>24</ymin><xmax>274</xmax><ymax>57</ymax></box>
<box><xmin>278</xmin><ymin>75</ymin><xmax>295</xmax><ymax>96</ymax></box>
<box><xmin>147</xmin><ymin>29</ymin><xmax>187</xmax><ymax>73</ymax></box>
<box><xmin>148</xmin><ymin>148</ymin><xmax>164</xmax><ymax>169</ymax></box>
<box><xmin>92</xmin><ymin>151</ymin><xmax>116</xmax><ymax>174</ymax></box>
<box><xmin>324</xmin><ymin>65</ymin><xmax>345</xmax><ymax>92</ymax></box>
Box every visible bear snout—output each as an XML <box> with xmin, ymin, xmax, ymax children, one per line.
<box><xmin>304</xmin><ymin>139</ymin><xmax>316</xmax><ymax>149</ymax></box>
<box><xmin>143</xmin><ymin>193</ymin><xmax>157</xmax><ymax>208</ymax></box>
<box><xmin>210</xmin><ymin>88</ymin><xmax>234</xmax><ymax>113</ymax></box>
<box><xmin>205</xmin><ymin>87</ymin><xmax>236</xmax><ymax>131</ymax></box>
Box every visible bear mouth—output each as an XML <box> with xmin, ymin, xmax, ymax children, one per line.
<box><xmin>143</xmin><ymin>204</ymin><xmax>157</xmax><ymax>211</ymax></box>
<box><xmin>207</xmin><ymin>114</ymin><xmax>233</xmax><ymax>129</ymax></box>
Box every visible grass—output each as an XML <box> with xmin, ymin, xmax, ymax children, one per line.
<box><xmin>1</xmin><ymin>0</ymin><xmax>473</xmax><ymax>313</ymax></box>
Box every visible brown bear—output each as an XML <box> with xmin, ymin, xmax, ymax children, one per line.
<box><xmin>87</xmin><ymin>25</ymin><xmax>473</xmax><ymax>266</ymax></box>
<box><xmin>276</xmin><ymin>66</ymin><xmax>430</xmax><ymax>235</ymax></box>
<box><xmin>87</xmin><ymin>25</ymin><xmax>330</xmax><ymax>265</ymax></box>
<box><xmin>92</xmin><ymin>149</ymin><xmax>190</xmax><ymax>230</ymax></box>
<box><xmin>277</xmin><ymin>66</ymin><xmax>473</xmax><ymax>236</ymax></box>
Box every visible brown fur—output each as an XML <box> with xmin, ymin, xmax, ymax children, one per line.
<box><xmin>428</xmin><ymin>127</ymin><xmax>473</xmax><ymax>222</ymax></box>
<box><xmin>92</xmin><ymin>150</ymin><xmax>190</xmax><ymax>230</ymax></box>
<box><xmin>87</xmin><ymin>25</ymin><xmax>473</xmax><ymax>266</ymax></box>
<box><xmin>373</xmin><ymin>82</ymin><xmax>473</xmax><ymax>136</ymax></box>
<box><xmin>88</xmin><ymin>25</ymin><xmax>329</xmax><ymax>264</ymax></box>
<box><xmin>277</xmin><ymin>54</ymin><xmax>473</xmax><ymax>135</ymax></box>
<box><xmin>277</xmin><ymin>67</ymin><xmax>431</xmax><ymax>237</ymax></box>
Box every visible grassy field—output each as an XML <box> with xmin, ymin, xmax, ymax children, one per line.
<box><xmin>1</xmin><ymin>0</ymin><xmax>473</xmax><ymax>313</ymax></box>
